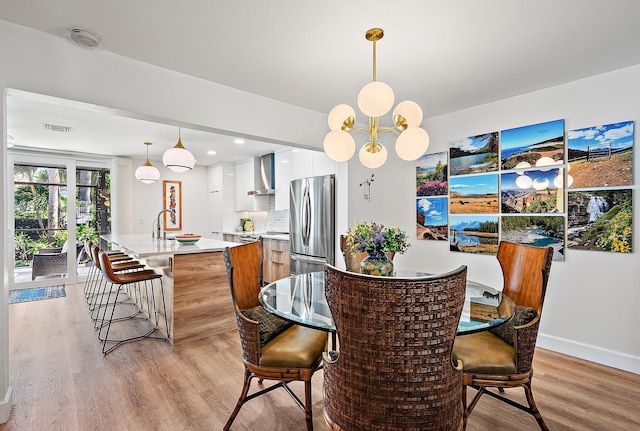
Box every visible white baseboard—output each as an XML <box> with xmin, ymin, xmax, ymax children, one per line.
<box><xmin>0</xmin><ymin>386</ymin><xmax>13</xmax><ymax>424</ymax></box>
<box><xmin>538</xmin><ymin>333</ymin><xmax>640</xmax><ymax>375</ymax></box>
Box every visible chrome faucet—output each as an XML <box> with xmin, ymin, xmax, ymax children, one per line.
<box><xmin>154</xmin><ymin>209</ymin><xmax>174</xmax><ymax>240</ymax></box>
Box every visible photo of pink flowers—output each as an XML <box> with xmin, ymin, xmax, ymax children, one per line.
<box><xmin>416</xmin><ymin>151</ymin><xmax>448</xmax><ymax>197</ymax></box>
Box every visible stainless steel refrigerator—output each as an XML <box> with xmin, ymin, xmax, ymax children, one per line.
<box><xmin>289</xmin><ymin>174</ymin><xmax>335</xmax><ymax>275</ymax></box>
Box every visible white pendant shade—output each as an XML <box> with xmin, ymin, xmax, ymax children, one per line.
<box><xmin>324</xmin><ymin>130</ymin><xmax>356</xmax><ymax>162</ymax></box>
<box><xmin>135</xmin><ymin>164</ymin><xmax>160</xmax><ymax>184</ymax></box>
<box><xmin>393</xmin><ymin>100</ymin><xmax>423</xmax><ymax>127</ymax></box>
<box><xmin>135</xmin><ymin>142</ymin><xmax>160</xmax><ymax>184</ymax></box>
<box><xmin>163</xmin><ymin>136</ymin><xmax>195</xmax><ymax>173</ymax></box>
<box><xmin>357</xmin><ymin>81</ymin><xmax>394</xmax><ymax>117</ymax></box>
<box><xmin>328</xmin><ymin>104</ymin><xmax>356</xmax><ymax>130</ymax></box>
<box><xmin>395</xmin><ymin>127</ymin><xmax>430</xmax><ymax>161</ymax></box>
<box><xmin>359</xmin><ymin>143</ymin><xmax>388</xmax><ymax>169</ymax></box>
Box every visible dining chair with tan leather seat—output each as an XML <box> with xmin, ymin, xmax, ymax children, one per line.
<box><xmin>323</xmin><ymin>264</ymin><xmax>468</xmax><ymax>431</ymax></box>
<box><xmin>222</xmin><ymin>241</ymin><xmax>327</xmax><ymax>431</ymax></box>
<box><xmin>452</xmin><ymin>240</ymin><xmax>554</xmax><ymax>430</ymax></box>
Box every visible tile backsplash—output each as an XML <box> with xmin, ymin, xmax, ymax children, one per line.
<box><xmin>241</xmin><ymin>196</ymin><xmax>289</xmax><ymax>232</ymax></box>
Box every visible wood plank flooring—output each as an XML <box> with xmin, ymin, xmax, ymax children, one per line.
<box><xmin>1</xmin><ymin>282</ymin><xmax>639</xmax><ymax>430</ymax></box>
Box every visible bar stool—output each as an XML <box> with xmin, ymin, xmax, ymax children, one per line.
<box><xmin>96</xmin><ymin>250</ymin><xmax>169</xmax><ymax>354</ymax></box>
<box><xmin>86</xmin><ymin>242</ymin><xmax>144</xmax><ymax>316</ymax></box>
<box><xmin>84</xmin><ymin>240</ymin><xmax>135</xmax><ymax>303</ymax></box>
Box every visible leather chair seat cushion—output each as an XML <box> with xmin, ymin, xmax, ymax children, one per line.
<box><xmin>242</xmin><ymin>306</ymin><xmax>292</xmax><ymax>347</ymax></box>
<box><xmin>453</xmin><ymin>331</ymin><xmax>516</xmax><ymax>375</ymax></box>
<box><xmin>260</xmin><ymin>325</ymin><xmax>327</xmax><ymax>368</ymax></box>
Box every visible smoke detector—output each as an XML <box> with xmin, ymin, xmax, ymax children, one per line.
<box><xmin>70</xmin><ymin>28</ymin><xmax>100</xmax><ymax>47</ymax></box>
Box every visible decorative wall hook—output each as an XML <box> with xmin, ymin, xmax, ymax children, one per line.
<box><xmin>359</xmin><ymin>174</ymin><xmax>375</xmax><ymax>202</ymax></box>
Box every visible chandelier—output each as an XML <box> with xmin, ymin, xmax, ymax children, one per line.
<box><xmin>135</xmin><ymin>142</ymin><xmax>161</xmax><ymax>184</ymax></box>
<box><xmin>163</xmin><ymin>127</ymin><xmax>195</xmax><ymax>173</ymax></box>
<box><xmin>323</xmin><ymin>28</ymin><xmax>430</xmax><ymax>169</ymax></box>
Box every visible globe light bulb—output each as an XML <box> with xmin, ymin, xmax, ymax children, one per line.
<box><xmin>395</xmin><ymin>127</ymin><xmax>430</xmax><ymax>161</ymax></box>
<box><xmin>359</xmin><ymin>143</ymin><xmax>388</xmax><ymax>169</ymax></box>
<box><xmin>328</xmin><ymin>104</ymin><xmax>356</xmax><ymax>131</ymax></box>
<box><xmin>357</xmin><ymin>81</ymin><xmax>394</xmax><ymax>117</ymax></box>
<box><xmin>323</xmin><ymin>130</ymin><xmax>356</xmax><ymax>162</ymax></box>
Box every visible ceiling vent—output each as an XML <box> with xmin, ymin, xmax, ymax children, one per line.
<box><xmin>43</xmin><ymin>123</ymin><xmax>73</xmax><ymax>133</ymax></box>
<box><xmin>70</xmin><ymin>28</ymin><xmax>100</xmax><ymax>47</ymax></box>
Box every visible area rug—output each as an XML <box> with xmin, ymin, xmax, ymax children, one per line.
<box><xmin>8</xmin><ymin>285</ymin><xmax>66</xmax><ymax>304</ymax></box>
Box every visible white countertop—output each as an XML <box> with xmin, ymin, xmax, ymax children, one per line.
<box><xmin>102</xmin><ymin>234</ymin><xmax>241</xmax><ymax>258</ymax></box>
<box><xmin>223</xmin><ymin>231</ymin><xmax>289</xmax><ymax>241</ymax></box>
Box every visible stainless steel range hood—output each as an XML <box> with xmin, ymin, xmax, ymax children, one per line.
<box><xmin>248</xmin><ymin>153</ymin><xmax>275</xmax><ymax>196</ymax></box>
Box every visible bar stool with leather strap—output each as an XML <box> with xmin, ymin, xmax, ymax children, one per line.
<box><xmin>96</xmin><ymin>250</ymin><xmax>169</xmax><ymax>354</ymax></box>
<box><xmin>87</xmin><ymin>243</ymin><xmax>146</xmax><ymax>322</ymax></box>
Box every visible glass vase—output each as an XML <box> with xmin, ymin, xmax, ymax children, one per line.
<box><xmin>360</xmin><ymin>250</ymin><xmax>394</xmax><ymax>276</ymax></box>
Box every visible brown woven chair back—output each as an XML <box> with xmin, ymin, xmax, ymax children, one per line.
<box><xmin>497</xmin><ymin>240</ymin><xmax>554</xmax><ymax>314</ymax></box>
<box><xmin>323</xmin><ymin>264</ymin><xmax>467</xmax><ymax>431</ymax></box>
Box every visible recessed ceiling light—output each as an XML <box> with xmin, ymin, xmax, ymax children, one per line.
<box><xmin>207</xmin><ymin>150</ymin><xmax>217</xmax><ymax>155</ymax></box>
<box><xmin>234</xmin><ymin>139</ymin><xmax>245</xmax><ymax>145</ymax></box>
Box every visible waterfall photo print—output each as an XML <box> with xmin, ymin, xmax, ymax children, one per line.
<box><xmin>567</xmin><ymin>189</ymin><xmax>632</xmax><ymax>253</ymax></box>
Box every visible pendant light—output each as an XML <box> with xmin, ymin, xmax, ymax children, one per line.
<box><xmin>135</xmin><ymin>142</ymin><xmax>161</xmax><ymax>184</ymax></box>
<box><xmin>324</xmin><ymin>28</ymin><xmax>430</xmax><ymax>168</ymax></box>
<box><xmin>163</xmin><ymin>127</ymin><xmax>195</xmax><ymax>173</ymax></box>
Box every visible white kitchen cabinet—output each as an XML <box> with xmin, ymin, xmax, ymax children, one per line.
<box><xmin>234</xmin><ymin>158</ymin><xmax>269</xmax><ymax>211</ymax></box>
<box><xmin>288</xmin><ymin>149</ymin><xmax>313</xmax><ymax>181</ymax></box>
<box><xmin>209</xmin><ymin>162</ymin><xmax>235</xmax><ymax>237</ymax></box>
<box><xmin>312</xmin><ymin>151</ymin><xmax>337</xmax><ymax>177</ymax></box>
<box><xmin>274</xmin><ymin>150</ymin><xmax>290</xmax><ymax>211</ymax></box>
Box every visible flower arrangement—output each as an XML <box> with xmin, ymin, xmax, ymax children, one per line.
<box><xmin>345</xmin><ymin>221</ymin><xmax>411</xmax><ymax>255</ymax></box>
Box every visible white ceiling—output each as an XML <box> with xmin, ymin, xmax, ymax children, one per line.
<box><xmin>3</xmin><ymin>0</ymin><xmax>640</xmax><ymax>165</ymax></box>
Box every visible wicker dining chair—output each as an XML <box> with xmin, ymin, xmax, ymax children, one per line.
<box><xmin>323</xmin><ymin>264</ymin><xmax>468</xmax><ymax>431</ymax></box>
<box><xmin>222</xmin><ymin>241</ymin><xmax>327</xmax><ymax>431</ymax></box>
<box><xmin>452</xmin><ymin>241</ymin><xmax>554</xmax><ymax>430</ymax></box>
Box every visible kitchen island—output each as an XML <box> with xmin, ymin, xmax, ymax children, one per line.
<box><xmin>102</xmin><ymin>234</ymin><xmax>240</xmax><ymax>345</ymax></box>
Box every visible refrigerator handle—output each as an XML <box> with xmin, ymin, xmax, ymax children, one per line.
<box><xmin>290</xmin><ymin>254</ymin><xmax>329</xmax><ymax>265</ymax></box>
<box><xmin>301</xmin><ymin>180</ymin><xmax>311</xmax><ymax>246</ymax></box>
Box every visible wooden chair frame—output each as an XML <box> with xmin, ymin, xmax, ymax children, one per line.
<box><xmin>223</xmin><ymin>241</ymin><xmax>324</xmax><ymax>431</ymax></box>
<box><xmin>460</xmin><ymin>241</ymin><xmax>554</xmax><ymax>430</ymax></box>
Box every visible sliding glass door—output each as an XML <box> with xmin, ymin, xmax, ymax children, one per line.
<box><xmin>9</xmin><ymin>153</ymin><xmax>111</xmax><ymax>288</ymax></box>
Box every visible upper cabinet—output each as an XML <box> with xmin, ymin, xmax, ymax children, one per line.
<box><xmin>273</xmin><ymin>149</ymin><xmax>337</xmax><ymax>211</ymax></box>
<box><xmin>208</xmin><ymin>162</ymin><xmax>234</xmax><ymax>234</ymax></box>
<box><xmin>274</xmin><ymin>151</ymin><xmax>290</xmax><ymax>211</ymax></box>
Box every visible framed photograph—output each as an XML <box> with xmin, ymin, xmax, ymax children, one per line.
<box><xmin>500</xmin><ymin>119</ymin><xmax>565</xmax><ymax>171</ymax></box>
<box><xmin>449</xmin><ymin>215</ymin><xmax>499</xmax><ymax>255</ymax></box>
<box><xmin>500</xmin><ymin>215</ymin><xmax>566</xmax><ymax>261</ymax></box>
<box><xmin>567</xmin><ymin>189</ymin><xmax>632</xmax><ymax>253</ymax></box>
<box><xmin>163</xmin><ymin>180</ymin><xmax>182</xmax><ymax>231</ymax></box>
<box><xmin>449</xmin><ymin>173</ymin><xmax>499</xmax><ymax>214</ymax></box>
<box><xmin>416</xmin><ymin>197</ymin><xmax>448</xmax><ymax>241</ymax></box>
<box><xmin>416</xmin><ymin>151</ymin><xmax>448</xmax><ymax>196</ymax></box>
<box><xmin>500</xmin><ymin>168</ymin><xmax>563</xmax><ymax>214</ymax></box>
<box><xmin>449</xmin><ymin>132</ymin><xmax>499</xmax><ymax>176</ymax></box>
<box><xmin>567</xmin><ymin>120</ymin><xmax>634</xmax><ymax>189</ymax></box>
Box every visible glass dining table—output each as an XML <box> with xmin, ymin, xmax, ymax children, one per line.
<box><xmin>259</xmin><ymin>270</ymin><xmax>515</xmax><ymax>335</ymax></box>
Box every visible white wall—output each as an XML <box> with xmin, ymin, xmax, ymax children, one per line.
<box><xmin>347</xmin><ymin>65</ymin><xmax>640</xmax><ymax>374</ymax></box>
<box><xmin>127</xmin><ymin>159</ymin><xmax>210</xmax><ymax>236</ymax></box>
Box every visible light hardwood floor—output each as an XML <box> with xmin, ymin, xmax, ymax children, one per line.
<box><xmin>1</xmin><ymin>282</ymin><xmax>639</xmax><ymax>430</ymax></box>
